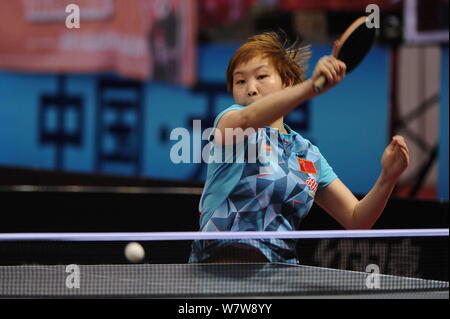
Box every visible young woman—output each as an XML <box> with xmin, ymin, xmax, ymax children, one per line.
<box><xmin>189</xmin><ymin>32</ymin><xmax>409</xmax><ymax>264</ymax></box>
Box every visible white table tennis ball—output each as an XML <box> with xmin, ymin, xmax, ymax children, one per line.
<box><xmin>124</xmin><ymin>242</ymin><xmax>145</xmax><ymax>263</ymax></box>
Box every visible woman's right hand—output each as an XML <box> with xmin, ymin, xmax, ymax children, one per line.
<box><xmin>312</xmin><ymin>54</ymin><xmax>346</xmax><ymax>92</ymax></box>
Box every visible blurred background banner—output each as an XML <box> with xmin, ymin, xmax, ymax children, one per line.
<box><xmin>0</xmin><ymin>0</ymin><xmax>197</xmax><ymax>85</ymax></box>
<box><xmin>199</xmin><ymin>0</ymin><xmax>257</xmax><ymax>29</ymax></box>
<box><xmin>147</xmin><ymin>0</ymin><xmax>197</xmax><ymax>85</ymax></box>
<box><xmin>278</xmin><ymin>0</ymin><xmax>401</xmax><ymax>11</ymax></box>
<box><xmin>0</xmin><ymin>0</ymin><xmax>448</xmax><ymax>201</ymax></box>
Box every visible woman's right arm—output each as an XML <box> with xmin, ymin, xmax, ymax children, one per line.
<box><xmin>215</xmin><ymin>56</ymin><xmax>346</xmax><ymax>145</ymax></box>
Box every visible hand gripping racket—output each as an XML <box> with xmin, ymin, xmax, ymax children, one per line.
<box><xmin>313</xmin><ymin>16</ymin><xmax>376</xmax><ymax>92</ymax></box>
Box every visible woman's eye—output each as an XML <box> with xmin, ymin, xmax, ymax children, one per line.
<box><xmin>257</xmin><ymin>75</ymin><xmax>268</xmax><ymax>80</ymax></box>
<box><xmin>236</xmin><ymin>80</ymin><xmax>245</xmax><ymax>85</ymax></box>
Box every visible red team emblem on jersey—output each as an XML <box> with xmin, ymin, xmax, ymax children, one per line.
<box><xmin>305</xmin><ymin>177</ymin><xmax>318</xmax><ymax>193</ymax></box>
<box><xmin>297</xmin><ymin>158</ymin><xmax>317</xmax><ymax>174</ymax></box>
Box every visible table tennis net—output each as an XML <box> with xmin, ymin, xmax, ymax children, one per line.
<box><xmin>0</xmin><ymin>229</ymin><xmax>448</xmax><ymax>298</ymax></box>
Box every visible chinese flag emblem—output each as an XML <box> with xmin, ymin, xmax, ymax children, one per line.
<box><xmin>297</xmin><ymin>158</ymin><xmax>317</xmax><ymax>174</ymax></box>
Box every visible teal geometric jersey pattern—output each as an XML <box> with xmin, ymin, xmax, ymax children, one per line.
<box><xmin>189</xmin><ymin>105</ymin><xmax>337</xmax><ymax>263</ymax></box>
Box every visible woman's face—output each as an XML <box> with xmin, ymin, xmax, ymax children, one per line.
<box><xmin>232</xmin><ymin>56</ymin><xmax>285</xmax><ymax>106</ymax></box>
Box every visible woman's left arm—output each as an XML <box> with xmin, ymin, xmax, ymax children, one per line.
<box><xmin>314</xmin><ymin>136</ymin><xmax>410</xmax><ymax>229</ymax></box>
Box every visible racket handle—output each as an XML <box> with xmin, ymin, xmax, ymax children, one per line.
<box><xmin>313</xmin><ymin>76</ymin><xmax>327</xmax><ymax>93</ymax></box>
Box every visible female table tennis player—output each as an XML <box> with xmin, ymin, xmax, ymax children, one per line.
<box><xmin>189</xmin><ymin>32</ymin><xmax>409</xmax><ymax>264</ymax></box>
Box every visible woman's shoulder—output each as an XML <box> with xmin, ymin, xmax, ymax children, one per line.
<box><xmin>213</xmin><ymin>104</ymin><xmax>245</xmax><ymax>128</ymax></box>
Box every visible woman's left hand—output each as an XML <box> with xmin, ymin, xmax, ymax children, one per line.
<box><xmin>381</xmin><ymin>135</ymin><xmax>410</xmax><ymax>183</ymax></box>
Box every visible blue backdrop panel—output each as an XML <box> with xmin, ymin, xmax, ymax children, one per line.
<box><xmin>0</xmin><ymin>72</ymin><xmax>56</xmax><ymax>169</ymax></box>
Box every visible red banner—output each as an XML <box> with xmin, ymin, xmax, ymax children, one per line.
<box><xmin>148</xmin><ymin>0</ymin><xmax>197</xmax><ymax>85</ymax></box>
<box><xmin>278</xmin><ymin>0</ymin><xmax>401</xmax><ymax>11</ymax></box>
<box><xmin>199</xmin><ymin>0</ymin><xmax>257</xmax><ymax>29</ymax></box>
<box><xmin>0</xmin><ymin>0</ymin><xmax>197</xmax><ymax>85</ymax></box>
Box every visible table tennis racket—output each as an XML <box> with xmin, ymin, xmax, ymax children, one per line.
<box><xmin>313</xmin><ymin>16</ymin><xmax>376</xmax><ymax>92</ymax></box>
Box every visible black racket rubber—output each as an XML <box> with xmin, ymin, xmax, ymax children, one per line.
<box><xmin>337</xmin><ymin>23</ymin><xmax>376</xmax><ymax>73</ymax></box>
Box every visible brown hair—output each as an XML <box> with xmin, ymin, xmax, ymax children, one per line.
<box><xmin>226</xmin><ymin>31</ymin><xmax>311</xmax><ymax>92</ymax></box>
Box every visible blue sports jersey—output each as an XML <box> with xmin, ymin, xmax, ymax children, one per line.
<box><xmin>189</xmin><ymin>105</ymin><xmax>337</xmax><ymax>263</ymax></box>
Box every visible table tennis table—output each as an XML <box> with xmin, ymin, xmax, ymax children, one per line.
<box><xmin>0</xmin><ymin>263</ymin><xmax>447</xmax><ymax>298</ymax></box>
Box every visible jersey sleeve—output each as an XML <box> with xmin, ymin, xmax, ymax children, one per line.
<box><xmin>313</xmin><ymin>145</ymin><xmax>338</xmax><ymax>190</ymax></box>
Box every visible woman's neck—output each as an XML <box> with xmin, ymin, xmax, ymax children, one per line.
<box><xmin>270</xmin><ymin>118</ymin><xmax>288</xmax><ymax>134</ymax></box>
